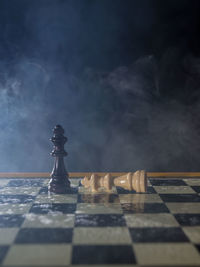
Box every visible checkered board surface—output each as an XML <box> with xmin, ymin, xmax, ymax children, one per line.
<box><xmin>0</xmin><ymin>177</ymin><xmax>199</xmax><ymax>266</ymax></box>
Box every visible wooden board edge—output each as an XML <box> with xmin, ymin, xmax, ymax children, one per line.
<box><xmin>0</xmin><ymin>172</ymin><xmax>199</xmax><ymax>178</ymax></box>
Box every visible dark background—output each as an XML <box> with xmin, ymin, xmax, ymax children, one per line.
<box><xmin>0</xmin><ymin>0</ymin><xmax>200</xmax><ymax>172</ymax></box>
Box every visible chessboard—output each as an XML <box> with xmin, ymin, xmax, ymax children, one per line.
<box><xmin>0</xmin><ymin>175</ymin><xmax>200</xmax><ymax>266</ymax></box>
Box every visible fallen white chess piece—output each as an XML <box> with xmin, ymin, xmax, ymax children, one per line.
<box><xmin>81</xmin><ymin>170</ymin><xmax>147</xmax><ymax>193</ymax></box>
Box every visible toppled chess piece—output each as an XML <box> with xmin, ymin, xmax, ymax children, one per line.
<box><xmin>81</xmin><ymin>170</ymin><xmax>147</xmax><ymax>193</ymax></box>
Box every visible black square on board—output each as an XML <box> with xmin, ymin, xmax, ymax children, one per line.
<box><xmin>0</xmin><ymin>195</ymin><xmax>35</xmax><ymax>204</ymax></box>
<box><xmin>75</xmin><ymin>214</ymin><xmax>126</xmax><ymax>227</ymax></box>
<box><xmin>0</xmin><ymin>246</ymin><xmax>9</xmax><ymax>264</ymax></box>
<box><xmin>15</xmin><ymin>228</ymin><xmax>73</xmax><ymax>243</ymax></box>
<box><xmin>121</xmin><ymin>203</ymin><xmax>169</xmax><ymax>213</ymax></box>
<box><xmin>174</xmin><ymin>214</ymin><xmax>200</xmax><ymax>226</ymax></box>
<box><xmin>29</xmin><ymin>203</ymin><xmax>76</xmax><ymax>214</ymax></box>
<box><xmin>149</xmin><ymin>179</ymin><xmax>187</xmax><ymax>186</ymax></box>
<box><xmin>191</xmin><ymin>186</ymin><xmax>200</xmax><ymax>193</ymax></box>
<box><xmin>0</xmin><ymin>215</ymin><xmax>24</xmax><ymax>227</ymax></box>
<box><xmin>195</xmin><ymin>244</ymin><xmax>200</xmax><ymax>253</ymax></box>
<box><xmin>129</xmin><ymin>227</ymin><xmax>189</xmax><ymax>243</ymax></box>
<box><xmin>7</xmin><ymin>179</ymin><xmax>45</xmax><ymax>187</ymax></box>
<box><xmin>72</xmin><ymin>245</ymin><xmax>136</xmax><ymax>264</ymax></box>
<box><xmin>159</xmin><ymin>194</ymin><xmax>200</xmax><ymax>202</ymax></box>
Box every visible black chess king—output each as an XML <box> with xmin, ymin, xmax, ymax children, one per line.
<box><xmin>48</xmin><ymin>125</ymin><xmax>71</xmax><ymax>193</ymax></box>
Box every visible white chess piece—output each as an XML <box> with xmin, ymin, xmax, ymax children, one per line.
<box><xmin>81</xmin><ymin>170</ymin><xmax>147</xmax><ymax>193</ymax></box>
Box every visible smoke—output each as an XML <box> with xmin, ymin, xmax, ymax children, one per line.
<box><xmin>0</xmin><ymin>0</ymin><xmax>200</xmax><ymax>172</ymax></box>
<box><xmin>1</xmin><ymin>52</ymin><xmax>200</xmax><ymax>172</ymax></box>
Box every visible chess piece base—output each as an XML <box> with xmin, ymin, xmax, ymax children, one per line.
<box><xmin>48</xmin><ymin>176</ymin><xmax>71</xmax><ymax>194</ymax></box>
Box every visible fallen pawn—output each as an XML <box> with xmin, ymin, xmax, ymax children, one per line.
<box><xmin>81</xmin><ymin>170</ymin><xmax>147</xmax><ymax>193</ymax></box>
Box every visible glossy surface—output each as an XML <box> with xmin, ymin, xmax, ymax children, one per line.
<box><xmin>0</xmin><ymin>177</ymin><xmax>199</xmax><ymax>266</ymax></box>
